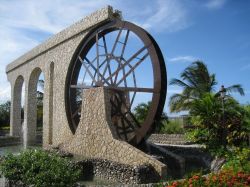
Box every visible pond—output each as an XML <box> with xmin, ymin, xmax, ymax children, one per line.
<box><xmin>0</xmin><ymin>145</ymin><xmax>42</xmax><ymax>156</ymax></box>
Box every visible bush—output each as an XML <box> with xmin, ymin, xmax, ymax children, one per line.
<box><xmin>186</xmin><ymin>94</ymin><xmax>249</xmax><ymax>155</ymax></box>
<box><xmin>0</xmin><ymin>101</ymin><xmax>10</xmax><ymax>128</ymax></box>
<box><xmin>222</xmin><ymin>147</ymin><xmax>250</xmax><ymax>173</ymax></box>
<box><xmin>0</xmin><ymin>149</ymin><xmax>81</xmax><ymax>187</ymax></box>
<box><xmin>159</xmin><ymin>120</ymin><xmax>184</xmax><ymax>134</ymax></box>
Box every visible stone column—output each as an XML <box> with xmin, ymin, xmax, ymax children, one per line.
<box><xmin>10</xmin><ymin>77</ymin><xmax>23</xmax><ymax>137</ymax></box>
<box><xmin>43</xmin><ymin>62</ymin><xmax>54</xmax><ymax>147</ymax></box>
<box><xmin>24</xmin><ymin>68</ymin><xmax>42</xmax><ymax>145</ymax></box>
<box><xmin>23</xmin><ymin>82</ymin><xmax>37</xmax><ymax>145</ymax></box>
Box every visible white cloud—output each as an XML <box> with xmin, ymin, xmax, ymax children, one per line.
<box><xmin>0</xmin><ymin>85</ymin><xmax>11</xmax><ymax>103</ymax></box>
<box><xmin>0</xmin><ymin>27</ymin><xmax>39</xmax><ymax>103</ymax></box>
<box><xmin>205</xmin><ymin>0</ymin><xmax>227</xmax><ymax>9</ymax></box>
<box><xmin>0</xmin><ymin>0</ymin><xmax>193</xmax><ymax>102</ymax></box>
<box><xmin>122</xmin><ymin>0</ymin><xmax>190</xmax><ymax>33</ymax></box>
<box><xmin>0</xmin><ymin>0</ymin><xmax>111</xmax><ymax>102</ymax></box>
<box><xmin>240</xmin><ymin>63</ymin><xmax>250</xmax><ymax>71</ymax></box>
<box><xmin>168</xmin><ymin>56</ymin><xmax>198</xmax><ymax>63</ymax></box>
<box><xmin>0</xmin><ymin>0</ymin><xmax>112</xmax><ymax>34</ymax></box>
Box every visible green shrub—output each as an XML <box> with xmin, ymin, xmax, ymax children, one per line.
<box><xmin>160</xmin><ymin>120</ymin><xmax>184</xmax><ymax>134</ymax></box>
<box><xmin>0</xmin><ymin>149</ymin><xmax>81</xmax><ymax>187</ymax></box>
<box><xmin>186</xmin><ymin>93</ymin><xmax>249</xmax><ymax>155</ymax></box>
<box><xmin>0</xmin><ymin>101</ymin><xmax>10</xmax><ymax>128</ymax></box>
<box><xmin>222</xmin><ymin>147</ymin><xmax>250</xmax><ymax>173</ymax></box>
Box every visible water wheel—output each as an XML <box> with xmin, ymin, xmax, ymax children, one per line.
<box><xmin>65</xmin><ymin>19</ymin><xmax>167</xmax><ymax>144</ymax></box>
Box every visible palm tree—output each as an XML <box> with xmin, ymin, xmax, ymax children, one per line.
<box><xmin>169</xmin><ymin>61</ymin><xmax>244</xmax><ymax>113</ymax></box>
<box><xmin>133</xmin><ymin>101</ymin><xmax>168</xmax><ymax>132</ymax></box>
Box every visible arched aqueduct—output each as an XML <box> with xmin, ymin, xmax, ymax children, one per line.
<box><xmin>6</xmin><ymin>7</ymin><xmax>118</xmax><ymax>146</ymax></box>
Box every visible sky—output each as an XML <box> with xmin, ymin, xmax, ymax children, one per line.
<box><xmin>0</xmin><ymin>0</ymin><xmax>249</xmax><ymax>116</ymax></box>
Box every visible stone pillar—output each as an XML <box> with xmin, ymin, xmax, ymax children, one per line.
<box><xmin>24</xmin><ymin>68</ymin><xmax>41</xmax><ymax>145</ymax></box>
<box><xmin>24</xmin><ymin>82</ymin><xmax>37</xmax><ymax>145</ymax></box>
<box><xmin>43</xmin><ymin>62</ymin><xmax>54</xmax><ymax>147</ymax></box>
<box><xmin>62</xmin><ymin>87</ymin><xmax>167</xmax><ymax>177</ymax></box>
<box><xmin>10</xmin><ymin>77</ymin><xmax>23</xmax><ymax>137</ymax></box>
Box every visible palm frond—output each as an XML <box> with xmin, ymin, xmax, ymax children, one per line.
<box><xmin>169</xmin><ymin>79</ymin><xmax>190</xmax><ymax>88</ymax></box>
<box><xmin>226</xmin><ymin>84</ymin><xmax>245</xmax><ymax>96</ymax></box>
<box><xmin>169</xmin><ymin>93</ymin><xmax>193</xmax><ymax>113</ymax></box>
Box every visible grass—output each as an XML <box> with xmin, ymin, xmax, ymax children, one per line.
<box><xmin>160</xmin><ymin>120</ymin><xmax>184</xmax><ymax>134</ymax></box>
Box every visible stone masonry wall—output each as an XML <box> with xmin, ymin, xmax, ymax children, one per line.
<box><xmin>61</xmin><ymin>87</ymin><xmax>167</xmax><ymax>178</ymax></box>
<box><xmin>148</xmin><ymin>134</ymin><xmax>188</xmax><ymax>145</ymax></box>
<box><xmin>76</xmin><ymin>158</ymin><xmax>160</xmax><ymax>184</ymax></box>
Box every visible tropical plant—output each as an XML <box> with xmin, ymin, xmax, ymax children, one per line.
<box><xmin>160</xmin><ymin>120</ymin><xmax>184</xmax><ymax>134</ymax></box>
<box><xmin>0</xmin><ymin>149</ymin><xmax>81</xmax><ymax>187</ymax></box>
<box><xmin>133</xmin><ymin>101</ymin><xmax>168</xmax><ymax>132</ymax></box>
<box><xmin>222</xmin><ymin>147</ymin><xmax>250</xmax><ymax>174</ymax></box>
<box><xmin>186</xmin><ymin>93</ymin><xmax>249</xmax><ymax>153</ymax></box>
<box><xmin>169</xmin><ymin>61</ymin><xmax>244</xmax><ymax>113</ymax></box>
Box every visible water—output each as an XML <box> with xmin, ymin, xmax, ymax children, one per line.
<box><xmin>0</xmin><ymin>177</ymin><xmax>7</xmax><ymax>187</ymax></box>
<box><xmin>0</xmin><ymin>145</ymin><xmax>41</xmax><ymax>156</ymax></box>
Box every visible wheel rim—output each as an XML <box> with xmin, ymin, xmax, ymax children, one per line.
<box><xmin>65</xmin><ymin>19</ymin><xmax>167</xmax><ymax>144</ymax></box>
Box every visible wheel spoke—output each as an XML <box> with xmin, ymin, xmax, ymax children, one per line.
<box><xmin>110</xmin><ymin>55</ymin><xmax>137</xmax><ymax>108</ymax></box>
<box><xmin>121</xmin><ymin>118</ymin><xmax>128</xmax><ymax>140</ymax></box>
<box><xmin>120</xmin><ymin>30</ymin><xmax>129</xmax><ymax>58</ymax></box>
<box><xmin>78</xmin><ymin>56</ymin><xmax>98</xmax><ymax>85</ymax></box>
<box><xmin>79</xmin><ymin>56</ymin><xmax>111</xmax><ymax>86</ymax></box>
<box><xmin>96</xmin><ymin>33</ymin><xmax>100</xmax><ymax>81</ymax></box>
<box><xmin>119</xmin><ymin>30</ymin><xmax>130</xmax><ymax>87</ymax></box>
<box><xmin>104</xmin><ymin>45</ymin><xmax>149</xmax><ymax>82</ymax></box>
<box><xmin>130</xmin><ymin>92</ymin><xmax>136</xmax><ymax>109</ymax></box>
<box><xmin>91</xmin><ymin>58</ymin><xmax>108</xmax><ymax>86</ymax></box>
<box><xmin>116</xmin><ymin>52</ymin><xmax>149</xmax><ymax>86</ymax></box>
<box><xmin>102</xmin><ymin>36</ymin><xmax>113</xmax><ymax>84</ymax></box>
<box><xmin>111</xmin><ymin>28</ymin><xmax>123</xmax><ymax>55</ymax></box>
<box><xmin>71</xmin><ymin>84</ymin><xmax>155</xmax><ymax>93</ymax></box>
<box><xmin>125</xmin><ymin>110</ymin><xmax>141</xmax><ymax>128</ymax></box>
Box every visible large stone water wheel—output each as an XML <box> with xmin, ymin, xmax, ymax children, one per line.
<box><xmin>65</xmin><ymin>19</ymin><xmax>167</xmax><ymax>145</ymax></box>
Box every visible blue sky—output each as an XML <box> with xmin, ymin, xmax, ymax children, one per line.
<box><xmin>0</xmin><ymin>0</ymin><xmax>249</xmax><ymax>116</ymax></box>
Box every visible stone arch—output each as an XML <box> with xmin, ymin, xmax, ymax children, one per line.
<box><xmin>24</xmin><ymin>67</ymin><xmax>43</xmax><ymax>145</ymax></box>
<box><xmin>10</xmin><ymin>75</ymin><xmax>24</xmax><ymax>137</ymax></box>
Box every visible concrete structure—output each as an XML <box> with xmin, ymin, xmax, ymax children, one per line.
<box><xmin>62</xmin><ymin>87</ymin><xmax>166</xmax><ymax>176</ymax></box>
<box><xmin>6</xmin><ymin>6</ymin><xmax>167</xmax><ymax>177</ymax></box>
